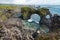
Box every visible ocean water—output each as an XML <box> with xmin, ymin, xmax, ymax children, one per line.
<box><xmin>29</xmin><ymin>14</ymin><xmax>40</xmax><ymax>23</ymax></box>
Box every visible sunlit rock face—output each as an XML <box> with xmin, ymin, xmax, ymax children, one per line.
<box><xmin>28</xmin><ymin>14</ymin><xmax>40</xmax><ymax>24</ymax></box>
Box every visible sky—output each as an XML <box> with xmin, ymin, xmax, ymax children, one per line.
<box><xmin>0</xmin><ymin>0</ymin><xmax>60</xmax><ymax>5</ymax></box>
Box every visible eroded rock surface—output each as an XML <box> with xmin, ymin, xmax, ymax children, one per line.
<box><xmin>0</xmin><ymin>18</ymin><xmax>34</xmax><ymax>40</ymax></box>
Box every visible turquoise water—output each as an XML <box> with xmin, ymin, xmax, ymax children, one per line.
<box><xmin>22</xmin><ymin>20</ymin><xmax>49</xmax><ymax>33</ymax></box>
<box><xmin>22</xmin><ymin>20</ymin><xmax>40</xmax><ymax>30</ymax></box>
<box><xmin>30</xmin><ymin>14</ymin><xmax>40</xmax><ymax>23</ymax></box>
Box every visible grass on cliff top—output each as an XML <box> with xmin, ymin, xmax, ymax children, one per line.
<box><xmin>0</xmin><ymin>4</ymin><xmax>21</xmax><ymax>9</ymax></box>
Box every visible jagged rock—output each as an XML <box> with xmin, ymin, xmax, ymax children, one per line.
<box><xmin>0</xmin><ymin>18</ymin><xmax>34</xmax><ymax>40</ymax></box>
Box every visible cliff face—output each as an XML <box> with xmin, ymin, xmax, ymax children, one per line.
<box><xmin>0</xmin><ymin>25</ymin><xmax>35</xmax><ymax>40</ymax></box>
<box><xmin>0</xmin><ymin>18</ymin><xmax>35</xmax><ymax>40</ymax></box>
<box><xmin>0</xmin><ymin>18</ymin><xmax>60</xmax><ymax>40</ymax></box>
